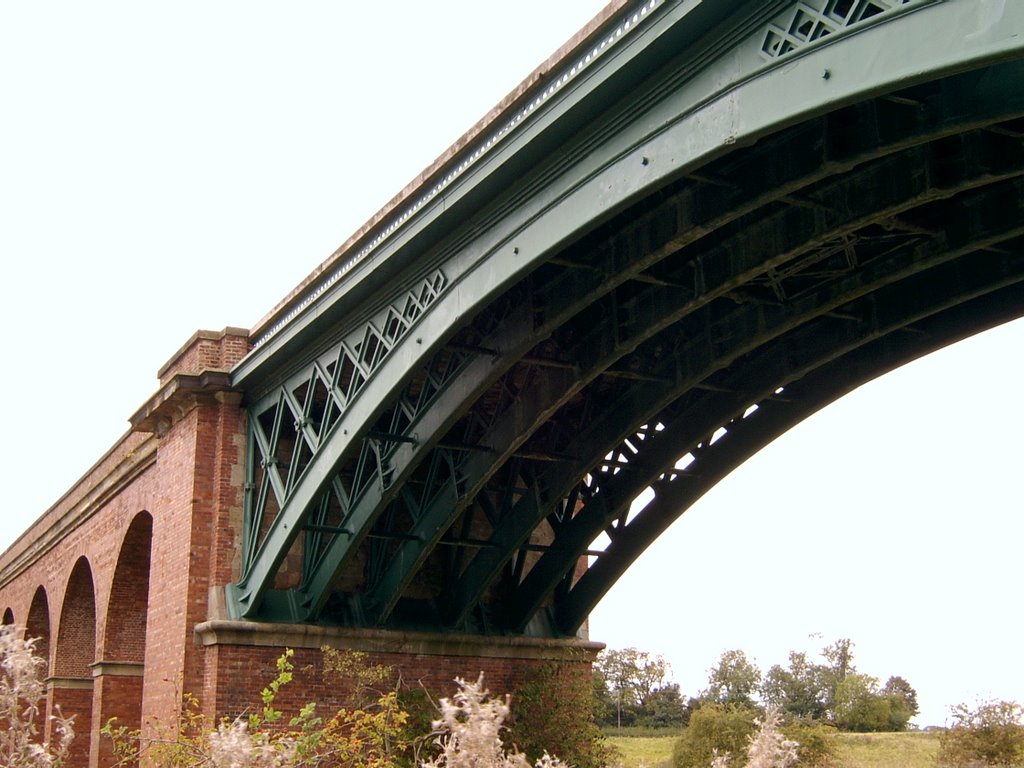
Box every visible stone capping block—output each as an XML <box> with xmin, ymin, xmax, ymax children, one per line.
<box><xmin>195</xmin><ymin>620</ymin><xmax>604</xmax><ymax>662</ymax></box>
<box><xmin>90</xmin><ymin>661</ymin><xmax>145</xmax><ymax>677</ymax></box>
<box><xmin>46</xmin><ymin>676</ymin><xmax>95</xmax><ymax>690</ymax></box>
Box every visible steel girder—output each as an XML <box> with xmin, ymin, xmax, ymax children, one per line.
<box><xmin>228</xmin><ymin>0</ymin><xmax>1024</xmax><ymax>633</ymax></box>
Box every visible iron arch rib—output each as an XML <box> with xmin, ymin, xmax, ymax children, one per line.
<box><xmin>358</xmin><ymin>73</ymin><xmax>1024</xmax><ymax>628</ymax></box>
<box><xmin>443</xmin><ymin>184</ymin><xmax>1024</xmax><ymax>632</ymax></box>
<box><xmin>555</xmin><ymin>283</ymin><xmax>1024</xmax><ymax>633</ymax></box>
<box><xmin>228</xmin><ymin>0</ymin><xmax>1024</xmax><ymax>630</ymax></box>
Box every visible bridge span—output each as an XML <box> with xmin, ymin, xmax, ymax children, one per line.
<box><xmin>2</xmin><ymin>1</ymin><xmax>1024</xmax><ymax>765</ymax></box>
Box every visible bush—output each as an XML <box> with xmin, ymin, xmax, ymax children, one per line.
<box><xmin>673</xmin><ymin>704</ymin><xmax>758</xmax><ymax>768</ymax></box>
<box><xmin>938</xmin><ymin>700</ymin><xmax>1024</xmax><ymax>767</ymax></box>
<box><xmin>780</xmin><ymin>720</ymin><xmax>837</xmax><ymax>767</ymax></box>
<box><xmin>509</xmin><ymin>661</ymin><xmax>615</xmax><ymax>768</ymax></box>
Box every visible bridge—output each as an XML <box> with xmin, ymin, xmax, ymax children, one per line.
<box><xmin>2</xmin><ymin>0</ymin><xmax>1023</xmax><ymax>765</ymax></box>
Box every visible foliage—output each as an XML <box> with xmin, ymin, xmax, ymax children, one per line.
<box><xmin>423</xmin><ymin>675</ymin><xmax>568</xmax><ymax>768</ymax></box>
<box><xmin>0</xmin><ymin>625</ymin><xmax>74</xmax><ymax>767</ymax></box>
<box><xmin>105</xmin><ymin>648</ymin><xmax>409</xmax><ymax>768</ymax></box>
<box><xmin>594</xmin><ymin>647</ymin><xmax>672</xmax><ymax>726</ymax></box>
<box><xmin>779</xmin><ymin>719</ymin><xmax>837</xmax><ymax>767</ymax></box>
<box><xmin>509</xmin><ymin>661</ymin><xmax>615</xmax><ymax>768</ymax></box>
<box><xmin>702</xmin><ymin>651</ymin><xmax>762</xmax><ymax>709</ymax></box>
<box><xmin>937</xmin><ymin>699</ymin><xmax>1024</xmax><ymax>767</ymax></box>
<box><xmin>672</xmin><ymin>704</ymin><xmax>758</xmax><ymax>768</ymax></box>
<box><xmin>745</xmin><ymin>708</ymin><xmax>800</xmax><ymax>768</ymax></box>
<box><xmin>758</xmin><ymin>638</ymin><xmax>917</xmax><ymax>732</ymax></box>
<box><xmin>641</xmin><ymin>683</ymin><xmax>687</xmax><ymax>729</ymax></box>
<box><xmin>880</xmin><ymin>676</ymin><xmax>919</xmax><ymax>731</ymax></box>
<box><xmin>761</xmin><ymin>653</ymin><xmax>828</xmax><ymax>722</ymax></box>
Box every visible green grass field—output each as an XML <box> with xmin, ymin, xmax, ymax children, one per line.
<box><xmin>604</xmin><ymin>730</ymin><xmax>942</xmax><ymax>768</ymax></box>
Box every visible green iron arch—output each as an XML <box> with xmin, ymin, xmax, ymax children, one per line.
<box><xmin>228</xmin><ymin>0</ymin><xmax>1024</xmax><ymax>635</ymax></box>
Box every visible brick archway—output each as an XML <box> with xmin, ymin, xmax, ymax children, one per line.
<box><xmin>25</xmin><ymin>586</ymin><xmax>50</xmax><ymax>674</ymax></box>
<box><xmin>54</xmin><ymin>558</ymin><xmax>97</xmax><ymax>768</ymax></box>
<box><xmin>94</xmin><ymin>512</ymin><xmax>152</xmax><ymax>767</ymax></box>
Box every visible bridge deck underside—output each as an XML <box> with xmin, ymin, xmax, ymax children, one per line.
<box><xmin>234</xmin><ymin>44</ymin><xmax>1024</xmax><ymax>636</ymax></box>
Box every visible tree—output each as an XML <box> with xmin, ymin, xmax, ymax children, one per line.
<box><xmin>639</xmin><ymin>683</ymin><xmax>686</xmax><ymax>729</ymax></box>
<box><xmin>594</xmin><ymin>647</ymin><xmax>670</xmax><ymax>726</ymax></box>
<box><xmin>832</xmin><ymin>673</ymin><xmax>891</xmax><ymax>732</ymax></box>
<box><xmin>938</xmin><ymin>699</ymin><xmax>1024</xmax><ymax>767</ymax></box>
<box><xmin>760</xmin><ymin>652</ymin><xmax>828</xmax><ymax>721</ymax></box>
<box><xmin>881</xmin><ymin>676</ymin><xmax>919</xmax><ymax>731</ymax></box>
<box><xmin>819</xmin><ymin>638</ymin><xmax>856</xmax><ymax>722</ymax></box>
<box><xmin>702</xmin><ymin>650</ymin><xmax>762</xmax><ymax>709</ymax></box>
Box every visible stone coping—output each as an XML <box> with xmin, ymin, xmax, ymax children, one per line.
<box><xmin>46</xmin><ymin>676</ymin><xmax>94</xmax><ymax>690</ymax></box>
<box><xmin>90</xmin><ymin>661</ymin><xmax>145</xmax><ymax>677</ymax></box>
<box><xmin>195</xmin><ymin>620</ymin><xmax>603</xmax><ymax>661</ymax></box>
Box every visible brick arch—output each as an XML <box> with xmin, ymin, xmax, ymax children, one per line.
<box><xmin>54</xmin><ymin>558</ymin><xmax>96</xmax><ymax>767</ymax></box>
<box><xmin>103</xmin><ymin>512</ymin><xmax>152</xmax><ymax>662</ymax></box>
<box><xmin>2</xmin><ymin>607</ymin><xmax>12</xmax><ymax>625</ymax></box>
<box><xmin>55</xmin><ymin>557</ymin><xmax>97</xmax><ymax>678</ymax></box>
<box><xmin>25</xmin><ymin>586</ymin><xmax>51</xmax><ymax>672</ymax></box>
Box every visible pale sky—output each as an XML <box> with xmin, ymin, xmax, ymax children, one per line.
<box><xmin>1</xmin><ymin>0</ymin><xmax>1021</xmax><ymax>729</ymax></box>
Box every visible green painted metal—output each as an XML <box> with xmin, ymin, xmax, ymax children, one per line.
<box><xmin>227</xmin><ymin>0</ymin><xmax>1024</xmax><ymax>633</ymax></box>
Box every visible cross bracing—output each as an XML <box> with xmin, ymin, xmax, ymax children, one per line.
<box><xmin>227</xmin><ymin>0</ymin><xmax>1024</xmax><ymax>636</ymax></box>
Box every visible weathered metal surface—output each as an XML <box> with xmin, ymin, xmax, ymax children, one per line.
<box><xmin>227</xmin><ymin>0</ymin><xmax>1024</xmax><ymax>634</ymax></box>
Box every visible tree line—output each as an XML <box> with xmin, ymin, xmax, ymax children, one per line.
<box><xmin>593</xmin><ymin>637</ymin><xmax>919</xmax><ymax>732</ymax></box>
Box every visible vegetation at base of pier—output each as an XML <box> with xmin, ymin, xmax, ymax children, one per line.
<box><xmin>5</xmin><ymin>626</ymin><xmax>1024</xmax><ymax>767</ymax></box>
<box><xmin>0</xmin><ymin>624</ymin><xmax>73</xmax><ymax>767</ymax></box>
<box><xmin>100</xmin><ymin>645</ymin><xmax>609</xmax><ymax>768</ymax></box>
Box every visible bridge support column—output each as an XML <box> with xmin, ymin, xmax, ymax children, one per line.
<box><xmin>90</xmin><ymin>662</ymin><xmax>145</xmax><ymax>768</ymax></box>
<box><xmin>47</xmin><ymin>678</ymin><xmax>93</xmax><ymax>768</ymax></box>
<box><xmin>194</xmin><ymin>620</ymin><xmax>601</xmax><ymax>722</ymax></box>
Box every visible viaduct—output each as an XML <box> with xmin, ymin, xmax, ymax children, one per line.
<box><xmin>3</xmin><ymin>0</ymin><xmax>1024</xmax><ymax>765</ymax></box>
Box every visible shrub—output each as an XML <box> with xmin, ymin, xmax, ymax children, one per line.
<box><xmin>673</xmin><ymin>704</ymin><xmax>758</xmax><ymax>768</ymax></box>
<box><xmin>780</xmin><ymin>719</ymin><xmax>837</xmax><ymax>767</ymax></box>
<box><xmin>0</xmin><ymin>624</ymin><xmax>74</xmax><ymax>767</ymax></box>
<box><xmin>938</xmin><ymin>700</ymin><xmax>1024</xmax><ymax>767</ymax></box>
<box><xmin>510</xmin><ymin>662</ymin><xmax>615</xmax><ymax>768</ymax></box>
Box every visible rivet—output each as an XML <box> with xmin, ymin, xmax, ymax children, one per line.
<box><xmin>641</xmin><ymin>156</ymin><xmax>649</xmax><ymax>166</ymax></box>
<box><xmin>513</xmin><ymin>247</ymin><xmax>520</xmax><ymax>255</ymax></box>
<box><xmin>822</xmin><ymin>69</ymin><xmax>831</xmax><ymax>80</ymax></box>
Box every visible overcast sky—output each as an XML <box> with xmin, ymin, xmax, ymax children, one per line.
<box><xmin>2</xmin><ymin>0</ymin><xmax>1021</xmax><ymax>728</ymax></box>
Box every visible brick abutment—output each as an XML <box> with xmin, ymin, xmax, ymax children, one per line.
<box><xmin>0</xmin><ymin>328</ymin><xmax>599</xmax><ymax>768</ymax></box>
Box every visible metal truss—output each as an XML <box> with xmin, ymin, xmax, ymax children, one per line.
<box><xmin>228</xmin><ymin>1</ymin><xmax>1024</xmax><ymax>633</ymax></box>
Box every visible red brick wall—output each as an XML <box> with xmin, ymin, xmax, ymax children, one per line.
<box><xmin>92</xmin><ymin>672</ymin><xmax>144</xmax><ymax>768</ymax></box>
<box><xmin>203</xmin><ymin>641</ymin><xmax>595</xmax><ymax>725</ymax></box>
<box><xmin>50</xmin><ymin>684</ymin><xmax>93</xmax><ymax>768</ymax></box>
<box><xmin>0</xmin><ymin>325</ymin><xmax>600</xmax><ymax>768</ymax></box>
<box><xmin>0</xmin><ymin>328</ymin><xmax>252</xmax><ymax>768</ymax></box>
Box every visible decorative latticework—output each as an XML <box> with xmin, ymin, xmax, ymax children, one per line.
<box><xmin>241</xmin><ymin>270</ymin><xmax>448</xmax><ymax>581</ymax></box>
<box><xmin>761</xmin><ymin>0</ymin><xmax>917</xmax><ymax>59</ymax></box>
